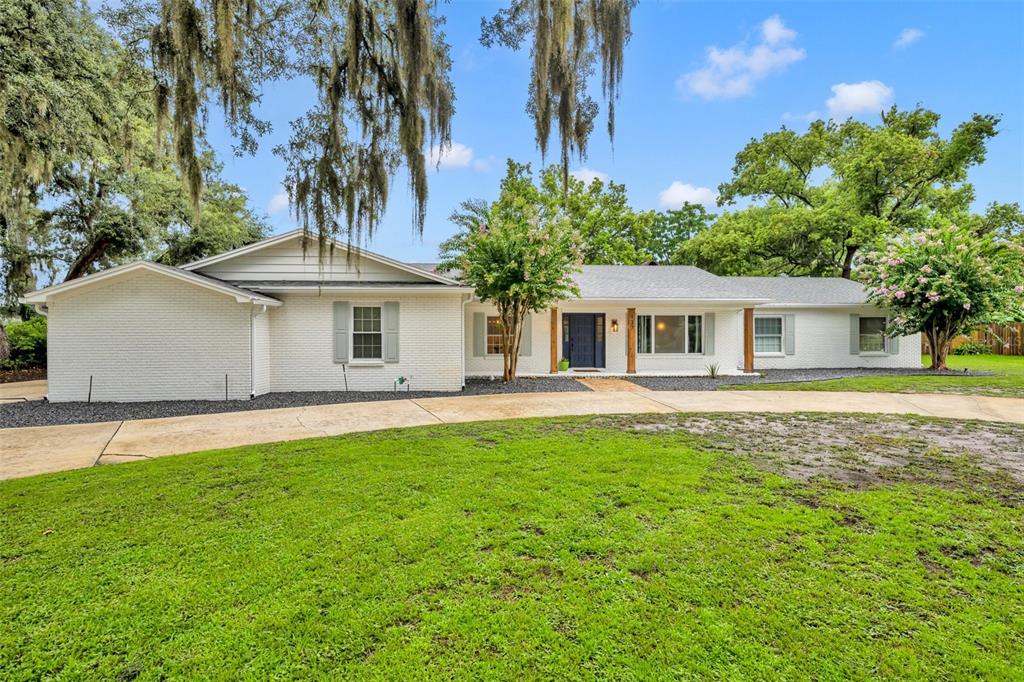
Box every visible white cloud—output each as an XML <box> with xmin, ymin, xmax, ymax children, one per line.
<box><xmin>782</xmin><ymin>110</ymin><xmax>820</xmax><ymax>123</ymax></box>
<box><xmin>266</xmin><ymin>191</ymin><xmax>289</xmax><ymax>215</ymax></box>
<box><xmin>571</xmin><ymin>168</ymin><xmax>610</xmax><ymax>184</ymax></box>
<box><xmin>427</xmin><ymin>142</ymin><xmax>479</xmax><ymax>170</ymax></box>
<box><xmin>826</xmin><ymin>80</ymin><xmax>894</xmax><ymax>119</ymax></box>
<box><xmin>678</xmin><ymin>15</ymin><xmax>805</xmax><ymax>99</ymax></box>
<box><xmin>761</xmin><ymin>15</ymin><xmax>797</xmax><ymax>45</ymax></box>
<box><xmin>894</xmin><ymin>28</ymin><xmax>925</xmax><ymax>48</ymax></box>
<box><xmin>658</xmin><ymin>182</ymin><xmax>717</xmax><ymax>210</ymax></box>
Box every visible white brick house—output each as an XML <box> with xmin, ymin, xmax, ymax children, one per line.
<box><xmin>22</xmin><ymin>230</ymin><xmax>920</xmax><ymax>402</ymax></box>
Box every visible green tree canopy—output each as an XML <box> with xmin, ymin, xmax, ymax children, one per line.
<box><xmin>539</xmin><ymin>168</ymin><xmax>654</xmax><ymax>264</ymax></box>
<box><xmin>1</xmin><ymin>0</ymin><xmax>128</xmax><ymax>314</ymax></box>
<box><xmin>1</xmin><ymin>0</ymin><xmax>268</xmax><ymax>315</ymax></box>
<box><xmin>677</xmin><ymin>107</ymin><xmax>1001</xmax><ymax>278</ymax></box>
<box><xmin>650</xmin><ymin>203</ymin><xmax>713</xmax><ymax>264</ymax></box>
<box><xmin>36</xmin><ymin>150</ymin><xmax>269</xmax><ymax>283</ymax></box>
<box><xmin>442</xmin><ymin>163</ymin><xmax>654</xmax><ymax>266</ymax></box>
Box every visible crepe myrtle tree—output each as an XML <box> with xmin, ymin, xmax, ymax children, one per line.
<box><xmin>440</xmin><ymin>162</ymin><xmax>582</xmax><ymax>381</ymax></box>
<box><xmin>860</xmin><ymin>225</ymin><xmax>1024</xmax><ymax>370</ymax></box>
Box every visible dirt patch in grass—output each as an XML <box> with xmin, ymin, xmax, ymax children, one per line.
<box><xmin>583</xmin><ymin>413</ymin><xmax>1024</xmax><ymax>490</ymax></box>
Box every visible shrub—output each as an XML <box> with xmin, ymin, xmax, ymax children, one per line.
<box><xmin>5</xmin><ymin>316</ymin><xmax>47</xmax><ymax>367</ymax></box>
<box><xmin>952</xmin><ymin>340</ymin><xmax>992</xmax><ymax>356</ymax></box>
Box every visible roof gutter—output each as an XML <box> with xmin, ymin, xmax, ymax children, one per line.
<box><xmin>242</xmin><ymin>285</ymin><xmax>475</xmax><ymax>293</ymax></box>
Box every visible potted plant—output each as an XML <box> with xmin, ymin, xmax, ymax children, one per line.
<box><xmin>558</xmin><ymin>357</ymin><xmax>570</xmax><ymax>372</ymax></box>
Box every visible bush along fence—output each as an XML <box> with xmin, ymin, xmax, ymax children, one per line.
<box><xmin>922</xmin><ymin>323</ymin><xmax>1024</xmax><ymax>356</ymax></box>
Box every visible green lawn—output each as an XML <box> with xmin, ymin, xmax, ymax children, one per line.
<box><xmin>733</xmin><ymin>354</ymin><xmax>1024</xmax><ymax>398</ymax></box>
<box><xmin>3</xmin><ymin>414</ymin><xmax>1022</xmax><ymax>680</ymax></box>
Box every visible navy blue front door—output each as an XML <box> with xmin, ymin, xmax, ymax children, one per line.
<box><xmin>563</xmin><ymin>313</ymin><xmax>606</xmax><ymax>368</ymax></box>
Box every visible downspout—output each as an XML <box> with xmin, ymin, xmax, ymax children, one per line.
<box><xmin>461</xmin><ymin>293</ymin><xmax>471</xmax><ymax>389</ymax></box>
<box><xmin>250</xmin><ymin>305</ymin><xmax>255</xmax><ymax>399</ymax></box>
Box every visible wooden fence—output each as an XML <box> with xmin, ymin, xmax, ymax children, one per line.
<box><xmin>921</xmin><ymin>324</ymin><xmax>1024</xmax><ymax>355</ymax></box>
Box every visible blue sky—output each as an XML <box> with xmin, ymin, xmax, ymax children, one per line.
<box><xmin>204</xmin><ymin>1</ymin><xmax>1024</xmax><ymax>261</ymax></box>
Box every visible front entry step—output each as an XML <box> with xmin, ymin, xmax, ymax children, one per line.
<box><xmin>575</xmin><ymin>377</ymin><xmax>650</xmax><ymax>392</ymax></box>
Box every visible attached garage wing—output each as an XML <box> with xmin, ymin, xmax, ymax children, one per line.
<box><xmin>22</xmin><ymin>262</ymin><xmax>280</xmax><ymax>402</ymax></box>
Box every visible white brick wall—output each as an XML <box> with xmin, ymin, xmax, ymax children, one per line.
<box><xmin>47</xmin><ymin>270</ymin><xmax>254</xmax><ymax>402</ymax></box>
<box><xmin>465</xmin><ymin>301</ymin><xmax>746</xmax><ymax>376</ymax></box>
<box><xmin>750</xmin><ymin>307</ymin><xmax>921</xmax><ymax>370</ymax></box>
<box><xmin>268</xmin><ymin>293</ymin><xmax>465</xmax><ymax>392</ymax></box>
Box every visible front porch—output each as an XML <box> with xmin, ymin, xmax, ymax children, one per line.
<box><xmin>466</xmin><ymin>301</ymin><xmax>760</xmax><ymax>378</ymax></box>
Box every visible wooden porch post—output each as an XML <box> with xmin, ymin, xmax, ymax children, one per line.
<box><xmin>550</xmin><ymin>307</ymin><xmax>558</xmax><ymax>373</ymax></box>
<box><xmin>743</xmin><ymin>307</ymin><xmax>754</xmax><ymax>373</ymax></box>
<box><xmin>626</xmin><ymin>308</ymin><xmax>637</xmax><ymax>374</ymax></box>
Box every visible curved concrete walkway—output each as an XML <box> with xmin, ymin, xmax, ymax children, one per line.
<box><xmin>2</xmin><ymin>390</ymin><xmax>1023</xmax><ymax>481</ymax></box>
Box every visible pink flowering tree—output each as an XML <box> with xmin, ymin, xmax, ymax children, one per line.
<box><xmin>860</xmin><ymin>225</ymin><xmax>1024</xmax><ymax>369</ymax></box>
<box><xmin>440</xmin><ymin>161</ymin><xmax>583</xmax><ymax>381</ymax></box>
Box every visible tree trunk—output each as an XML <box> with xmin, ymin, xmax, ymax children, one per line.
<box><xmin>925</xmin><ymin>325</ymin><xmax>949</xmax><ymax>370</ymax></box>
<box><xmin>65</xmin><ymin>236</ymin><xmax>110</xmax><ymax>282</ymax></box>
<box><xmin>0</xmin><ymin>323</ymin><xmax>10</xmax><ymax>362</ymax></box>
<box><xmin>840</xmin><ymin>244</ymin><xmax>858</xmax><ymax>279</ymax></box>
<box><xmin>499</xmin><ymin>301</ymin><xmax>527</xmax><ymax>383</ymax></box>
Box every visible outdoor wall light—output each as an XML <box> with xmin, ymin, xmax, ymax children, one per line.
<box><xmin>610</xmin><ymin>319</ymin><xmax>619</xmax><ymax>333</ymax></box>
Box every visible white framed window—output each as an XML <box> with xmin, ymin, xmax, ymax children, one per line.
<box><xmin>352</xmin><ymin>305</ymin><xmax>382</xmax><ymax>360</ymax></box>
<box><xmin>637</xmin><ymin>315</ymin><xmax>653</xmax><ymax>353</ymax></box>
<box><xmin>687</xmin><ymin>315</ymin><xmax>703</xmax><ymax>354</ymax></box>
<box><xmin>754</xmin><ymin>316</ymin><xmax>783</xmax><ymax>354</ymax></box>
<box><xmin>486</xmin><ymin>315</ymin><xmax>504</xmax><ymax>355</ymax></box>
<box><xmin>859</xmin><ymin>316</ymin><xmax>887</xmax><ymax>353</ymax></box>
<box><xmin>638</xmin><ymin>314</ymin><xmax>703</xmax><ymax>354</ymax></box>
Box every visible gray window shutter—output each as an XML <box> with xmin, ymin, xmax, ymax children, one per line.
<box><xmin>703</xmin><ymin>312</ymin><xmax>715</xmax><ymax>355</ymax></box>
<box><xmin>518</xmin><ymin>314</ymin><xmax>532</xmax><ymax>356</ymax></box>
<box><xmin>333</xmin><ymin>301</ymin><xmax>350</xmax><ymax>363</ymax></box>
<box><xmin>849</xmin><ymin>314</ymin><xmax>860</xmax><ymax>355</ymax></box>
<box><xmin>888</xmin><ymin>334</ymin><xmax>900</xmax><ymax>355</ymax></box>
<box><xmin>784</xmin><ymin>314</ymin><xmax>796</xmax><ymax>355</ymax></box>
<box><xmin>383</xmin><ymin>301</ymin><xmax>399</xmax><ymax>362</ymax></box>
<box><xmin>473</xmin><ymin>312</ymin><xmax>486</xmax><ymax>357</ymax></box>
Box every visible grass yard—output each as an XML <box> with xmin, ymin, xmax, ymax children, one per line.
<box><xmin>3</xmin><ymin>414</ymin><xmax>1023</xmax><ymax>680</ymax></box>
<box><xmin>733</xmin><ymin>354</ymin><xmax>1024</xmax><ymax>398</ymax></box>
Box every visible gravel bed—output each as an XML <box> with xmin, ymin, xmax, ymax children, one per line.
<box><xmin>0</xmin><ymin>377</ymin><xmax>588</xmax><ymax>429</ymax></box>
<box><xmin>0</xmin><ymin>371</ymin><xmax>989</xmax><ymax>429</ymax></box>
<box><xmin>463</xmin><ymin>376</ymin><xmax>589</xmax><ymax>394</ymax></box>
<box><xmin>628</xmin><ymin>367</ymin><xmax>990</xmax><ymax>391</ymax></box>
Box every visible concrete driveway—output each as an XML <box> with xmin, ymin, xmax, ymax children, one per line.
<box><xmin>2</xmin><ymin>390</ymin><xmax>1023</xmax><ymax>481</ymax></box>
<box><xmin>0</xmin><ymin>379</ymin><xmax>47</xmax><ymax>403</ymax></box>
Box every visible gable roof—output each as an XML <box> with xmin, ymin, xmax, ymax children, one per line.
<box><xmin>727</xmin><ymin>276</ymin><xmax>870</xmax><ymax>306</ymax></box>
<box><xmin>182</xmin><ymin>229</ymin><xmax>463</xmax><ymax>287</ymax></box>
<box><xmin>21</xmin><ymin>261</ymin><xmax>282</xmax><ymax>307</ymax></box>
<box><xmin>572</xmin><ymin>265</ymin><xmax>770</xmax><ymax>302</ymax></box>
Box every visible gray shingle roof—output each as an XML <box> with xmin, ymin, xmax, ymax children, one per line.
<box><xmin>727</xmin><ymin>276</ymin><xmax>869</xmax><ymax>305</ymax></box>
<box><xmin>573</xmin><ymin>265</ymin><xmax>763</xmax><ymax>301</ymax></box>
<box><xmin>403</xmin><ymin>263</ymin><xmax>870</xmax><ymax>305</ymax></box>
